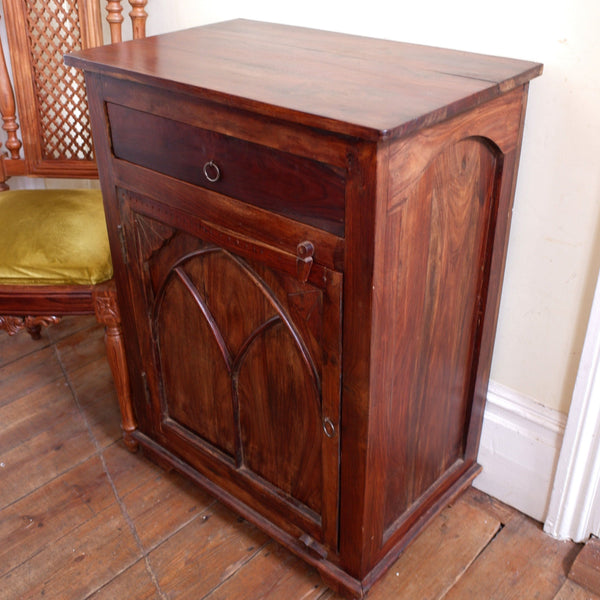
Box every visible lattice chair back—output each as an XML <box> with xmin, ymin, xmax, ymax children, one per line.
<box><xmin>0</xmin><ymin>0</ymin><xmax>148</xmax><ymax>188</ymax></box>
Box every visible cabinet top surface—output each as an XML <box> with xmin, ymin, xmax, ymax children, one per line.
<box><xmin>66</xmin><ymin>19</ymin><xmax>542</xmax><ymax>140</ymax></box>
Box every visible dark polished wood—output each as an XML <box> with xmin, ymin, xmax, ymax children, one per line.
<box><xmin>66</xmin><ymin>20</ymin><xmax>542</xmax><ymax>599</ymax></box>
<box><xmin>107</xmin><ymin>102</ymin><xmax>346</xmax><ymax>235</ymax></box>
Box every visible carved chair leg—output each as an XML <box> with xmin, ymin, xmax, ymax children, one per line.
<box><xmin>93</xmin><ymin>282</ymin><xmax>138</xmax><ymax>452</ymax></box>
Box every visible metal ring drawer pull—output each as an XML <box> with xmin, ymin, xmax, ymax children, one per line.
<box><xmin>322</xmin><ymin>417</ymin><xmax>336</xmax><ymax>438</ymax></box>
<box><xmin>203</xmin><ymin>160</ymin><xmax>221</xmax><ymax>182</ymax></box>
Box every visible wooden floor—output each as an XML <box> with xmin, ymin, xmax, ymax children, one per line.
<box><xmin>1</xmin><ymin>316</ymin><xmax>598</xmax><ymax>600</ymax></box>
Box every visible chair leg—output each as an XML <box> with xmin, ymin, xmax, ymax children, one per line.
<box><xmin>93</xmin><ymin>282</ymin><xmax>138</xmax><ymax>452</ymax></box>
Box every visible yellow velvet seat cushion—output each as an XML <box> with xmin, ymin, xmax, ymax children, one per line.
<box><xmin>0</xmin><ymin>189</ymin><xmax>113</xmax><ymax>285</ymax></box>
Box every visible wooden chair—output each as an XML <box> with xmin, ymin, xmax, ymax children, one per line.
<box><xmin>0</xmin><ymin>0</ymin><xmax>148</xmax><ymax>451</ymax></box>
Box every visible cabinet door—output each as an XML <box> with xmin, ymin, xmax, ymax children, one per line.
<box><xmin>119</xmin><ymin>189</ymin><xmax>342</xmax><ymax>551</ymax></box>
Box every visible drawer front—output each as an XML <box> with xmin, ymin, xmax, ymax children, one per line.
<box><xmin>107</xmin><ymin>103</ymin><xmax>346</xmax><ymax>236</ymax></box>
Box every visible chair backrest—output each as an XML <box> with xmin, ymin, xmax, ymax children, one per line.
<box><xmin>0</xmin><ymin>0</ymin><xmax>148</xmax><ymax>188</ymax></box>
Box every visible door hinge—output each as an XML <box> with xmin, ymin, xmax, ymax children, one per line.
<box><xmin>141</xmin><ymin>371</ymin><xmax>151</xmax><ymax>405</ymax></box>
<box><xmin>117</xmin><ymin>224</ymin><xmax>128</xmax><ymax>265</ymax></box>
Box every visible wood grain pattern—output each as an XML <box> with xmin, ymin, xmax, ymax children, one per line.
<box><xmin>128</xmin><ymin>0</ymin><xmax>148</xmax><ymax>39</ymax></box>
<box><xmin>0</xmin><ymin>345</ymin><xmax>61</xmax><ymax>406</ymax></box>
<box><xmin>0</xmin><ymin>26</ymin><xmax>21</xmax><ymax>173</ymax></box>
<box><xmin>0</xmin><ymin>318</ymin><xmax>51</xmax><ymax>365</ymax></box>
<box><xmin>54</xmin><ymin>322</ymin><xmax>106</xmax><ymax>372</ymax></box>
<box><xmin>0</xmin><ymin>503</ymin><xmax>141</xmax><ymax>599</ymax></box>
<box><xmin>0</xmin><ymin>378</ymin><xmax>78</xmax><ymax>452</ymax></box>
<box><xmin>113</xmin><ymin>169</ymin><xmax>345</xmax><ymax>273</ymax></box>
<box><xmin>388</xmin><ymin>87</ymin><xmax>524</xmax><ymax>203</ymax></box>
<box><xmin>202</xmin><ymin>541</ymin><xmax>328</xmax><ymax>600</ymax></box>
<box><xmin>328</xmin><ymin>496</ymin><xmax>502</xmax><ymax>600</ymax></box>
<box><xmin>100</xmin><ymin>75</ymin><xmax>351</xmax><ymax>168</ymax></box>
<box><xmin>1</xmin><ymin>0</ymin><xmax>96</xmax><ymax>177</ymax></box>
<box><xmin>555</xmin><ymin>579</ymin><xmax>600</xmax><ymax>600</ymax></box>
<box><xmin>380</xmin><ymin>137</ymin><xmax>497</xmax><ymax>530</ymax></box>
<box><xmin>120</xmin><ymin>203</ymin><xmax>343</xmax><ymax>547</ymax></box>
<box><xmin>68</xmin><ymin>355</ymin><xmax>124</xmax><ymax>449</ymax></box>
<box><xmin>87</xmin><ymin>560</ymin><xmax>161</xmax><ymax>600</ymax></box>
<box><xmin>106</xmin><ymin>444</ymin><xmax>216</xmax><ymax>551</ymax></box>
<box><xmin>107</xmin><ymin>102</ymin><xmax>346</xmax><ymax>235</ymax></box>
<box><xmin>149</xmin><ymin>503</ymin><xmax>269</xmax><ymax>598</ymax></box>
<box><xmin>0</xmin><ymin>0</ymin><xmax>142</xmax><ymax>182</ymax></box>
<box><xmin>66</xmin><ymin>20</ymin><xmax>542</xmax><ymax>140</ymax></box>
<box><xmin>105</xmin><ymin>1</ymin><xmax>125</xmax><ymax>44</ymax></box>
<box><xmin>460</xmin><ymin>485</ymin><xmax>520</xmax><ymax>526</ymax></box>
<box><xmin>0</xmin><ymin>457</ymin><xmax>115</xmax><ymax>578</ymax></box>
<box><xmin>443</xmin><ymin>514</ymin><xmax>578</xmax><ymax>599</ymax></box>
<box><xmin>0</xmin><ymin>386</ymin><xmax>96</xmax><ymax>510</ymax></box>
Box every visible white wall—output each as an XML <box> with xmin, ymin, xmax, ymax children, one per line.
<box><xmin>139</xmin><ymin>0</ymin><xmax>599</xmax><ymax>416</ymax></box>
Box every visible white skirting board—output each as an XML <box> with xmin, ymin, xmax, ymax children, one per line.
<box><xmin>473</xmin><ymin>380</ymin><xmax>567</xmax><ymax>523</ymax></box>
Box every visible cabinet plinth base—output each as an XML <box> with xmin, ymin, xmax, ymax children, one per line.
<box><xmin>134</xmin><ymin>431</ymin><xmax>480</xmax><ymax>599</ymax></box>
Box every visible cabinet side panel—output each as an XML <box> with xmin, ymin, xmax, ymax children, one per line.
<box><xmin>379</xmin><ymin>137</ymin><xmax>498</xmax><ymax>531</ymax></box>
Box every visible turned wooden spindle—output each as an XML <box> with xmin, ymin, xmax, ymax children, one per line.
<box><xmin>106</xmin><ymin>0</ymin><xmax>124</xmax><ymax>43</ymax></box>
<box><xmin>93</xmin><ymin>283</ymin><xmax>138</xmax><ymax>452</ymax></box>
<box><xmin>128</xmin><ymin>0</ymin><xmax>148</xmax><ymax>40</ymax></box>
<box><xmin>0</xmin><ymin>19</ymin><xmax>22</xmax><ymax>167</ymax></box>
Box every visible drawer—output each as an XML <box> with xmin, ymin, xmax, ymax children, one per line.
<box><xmin>107</xmin><ymin>103</ymin><xmax>346</xmax><ymax>236</ymax></box>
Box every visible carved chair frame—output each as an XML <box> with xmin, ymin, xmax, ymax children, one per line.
<box><xmin>0</xmin><ymin>0</ymin><xmax>149</xmax><ymax>451</ymax></box>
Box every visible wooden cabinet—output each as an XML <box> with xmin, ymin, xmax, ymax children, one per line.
<box><xmin>66</xmin><ymin>20</ymin><xmax>542</xmax><ymax>598</ymax></box>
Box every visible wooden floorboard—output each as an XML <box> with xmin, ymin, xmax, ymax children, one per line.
<box><xmin>0</xmin><ymin>316</ymin><xmax>589</xmax><ymax>600</ymax></box>
<box><xmin>327</xmin><ymin>492</ymin><xmax>505</xmax><ymax>600</ymax></box>
<box><xmin>569</xmin><ymin>537</ymin><xmax>600</xmax><ymax>597</ymax></box>
<box><xmin>443</xmin><ymin>512</ymin><xmax>579</xmax><ymax>599</ymax></box>
<box><xmin>555</xmin><ymin>579</ymin><xmax>600</xmax><ymax>600</ymax></box>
